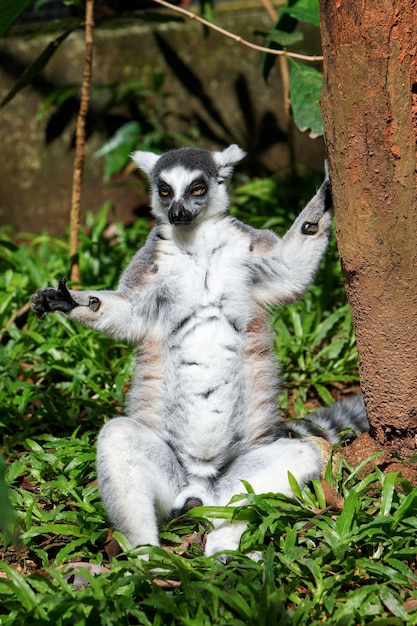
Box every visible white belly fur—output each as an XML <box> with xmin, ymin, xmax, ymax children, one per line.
<box><xmin>166</xmin><ymin>309</ymin><xmax>245</xmax><ymax>474</ymax></box>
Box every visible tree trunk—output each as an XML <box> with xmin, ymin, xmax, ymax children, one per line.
<box><xmin>319</xmin><ymin>0</ymin><xmax>417</xmax><ymax>458</ymax></box>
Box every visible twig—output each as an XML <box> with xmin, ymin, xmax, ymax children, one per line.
<box><xmin>151</xmin><ymin>0</ymin><xmax>323</xmax><ymax>63</ymax></box>
<box><xmin>258</xmin><ymin>0</ymin><xmax>277</xmax><ymax>23</ymax></box>
<box><xmin>69</xmin><ymin>0</ymin><xmax>95</xmax><ymax>284</ymax></box>
<box><xmin>0</xmin><ymin>301</ymin><xmax>31</xmax><ymax>341</ymax></box>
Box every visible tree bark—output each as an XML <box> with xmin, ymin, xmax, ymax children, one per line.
<box><xmin>319</xmin><ymin>0</ymin><xmax>417</xmax><ymax>456</ymax></box>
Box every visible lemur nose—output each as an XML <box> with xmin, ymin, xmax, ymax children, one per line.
<box><xmin>168</xmin><ymin>202</ymin><xmax>193</xmax><ymax>225</ymax></box>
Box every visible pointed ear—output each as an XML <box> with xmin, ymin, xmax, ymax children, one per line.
<box><xmin>130</xmin><ymin>150</ymin><xmax>160</xmax><ymax>177</ymax></box>
<box><xmin>213</xmin><ymin>144</ymin><xmax>246</xmax><ymax>182</ymax></box>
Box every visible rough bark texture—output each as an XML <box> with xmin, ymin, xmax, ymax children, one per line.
<box><xmin>319</xmin><ymin>0</ymin><xmax>417</xmax><ymax>457</ymax></box>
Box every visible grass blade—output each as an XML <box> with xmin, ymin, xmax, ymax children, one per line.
<box><xmin>380</xmin><ymin>472</ymin><xmax>399</xmax><ymax>516</ymax></box>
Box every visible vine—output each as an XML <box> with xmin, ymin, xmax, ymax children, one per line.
<box><xmin>151</xmin><ymin>0</ymin><xmax>323</xmax><ymax>63</ymax></box>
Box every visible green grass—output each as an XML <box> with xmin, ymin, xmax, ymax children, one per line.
<box><xmin>1</xmin><ymin>188</ymin><xmax>416</xmax><ymax>625</ymax></box>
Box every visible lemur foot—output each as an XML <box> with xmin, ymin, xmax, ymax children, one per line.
<box><xmin>168</xmin><ymin>497</ymin><xmax>203</xmax><ymax>520</ymax></box>
<box><xmin>31</xmin><ymin>278</ymin><xmax>79</xmax><ymax>319</ymax></box>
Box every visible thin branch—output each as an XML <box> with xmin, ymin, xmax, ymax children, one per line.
<box><xmin>151</xmin><ymin>0</ymin><xmax>323</xmax><ymax>63</ymax></box>
<box><xmin>0</xmin><ymin>301</ymin><xmax>31</xmax><ymax>341</ymax></box>
<box><xmin>258</xmin><ymin>0</ymin><xmax>277</xmax><ymax>23</ymax></box>
<box><xmin>69</xmin><ymin>0</ymin><xmax>95</xmax><ymax>284</ymax></box>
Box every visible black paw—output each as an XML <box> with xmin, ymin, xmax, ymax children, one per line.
<box><xmin>168</xmin><ymin>497</ymin><xmax>203</xmax><ymax>520</ymax></box>
<box><xmin>31</xmin><ymin>278</ymin><xmax>78</xmax><ymax>319</ymax></box>
<box><xmin>301</xmin><ymin>222</ymin><xmax>319</xmax><ymax>235</ymax></box>
<box><xmin>323</xmin><ymin>178</ymin><xmax>333</xmax><ymax>212</ymax></box>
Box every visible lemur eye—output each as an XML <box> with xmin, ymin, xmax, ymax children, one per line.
<box><xmin>158</xmin><ymin>185</ymin><xmax>171</xmax><ymax>197</ymax></box>
<box><xmin>191</xmin><ymin>185</ymin><xmax>206</xmax><ymax>196</ymax></box>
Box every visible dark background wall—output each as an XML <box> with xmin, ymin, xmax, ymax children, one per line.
<box><xmin>0</xmin><ymin>4</ymin><xmax>325</xmax><ymax>235</ymax></box>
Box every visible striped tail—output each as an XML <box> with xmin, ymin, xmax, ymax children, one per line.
<box><xmin>285</xmin><ymin>394</ymin><xmax>368</xmax><ymax>444</ymax></box>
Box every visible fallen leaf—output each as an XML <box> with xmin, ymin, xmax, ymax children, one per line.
<box><xmin>403</xmin><ymin>598</ymin><xmax>417</xmax><ymax>612</ymax></box>
<box><xmin>20</xmin><ymin>476</ymin><xmax>38</xmax><ymax>492</ymax></box>
<box><xmin>104</xmin><ymin>531</ymin><xmax>123</xmax><ymax>561</ymax></box>
<box><xmin>321</xmin><ymin>480</ymin><xmax>345</xmax><ymax>510</ymax></box>
<box><xmin>152</xmin><ymin>578</ymin><xmax>181</xmax><ymax>589</ymax></box>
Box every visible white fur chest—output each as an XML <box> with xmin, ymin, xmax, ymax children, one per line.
<box><xmin>129</xmin><ymin>219</ymin><xmax>257</xmax><ymax>476</ymax></box>
<box><xmin>159</xmin><ymin>222</ymin><xmax>251</xmax><ymax>326</ymax></box>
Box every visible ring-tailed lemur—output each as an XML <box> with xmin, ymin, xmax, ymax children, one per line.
<box><xmin>31</xmin><ymin>145</ymin><xmax>368</xmax><ymax>559</ymax></box>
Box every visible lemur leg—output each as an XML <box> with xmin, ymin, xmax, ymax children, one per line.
<box><xmin>97</xmin><ymin>417</ymin><xmax>186</xmax><ymax>549</ymax></box>
<box><xmin>204</xmin><ymin>439</ymin><xmax>322</xmax><ymax>558</ymax></box>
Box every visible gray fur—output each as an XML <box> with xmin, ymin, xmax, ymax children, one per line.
<box><xmin>152</xmin><ymin>147</ymin><xmax>218</xmax><ymax>181</ymax></box>
<box><xmin>285</xmin><ymin>395</ymin><xmax>368</xmax><ymax>443</ymax></box>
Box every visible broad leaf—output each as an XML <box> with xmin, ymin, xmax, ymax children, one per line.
<box><xmin>287</xmin><ymin>471</ymin><xmax>302</xmax><ymax>499</ymax></box>
<box><xmin>289</xmin><ymin>59</ymin><xmax>323</xmax><ymax>137</ymax></box>
<box><xmin>94</xmin><ymin>121</ymin><xmax>141</xmax><ymax>181</ymax></box>
<box><xmin>284</xmin><ymin>0</ymin><xmax>320</xmax><ymax>27</ymax></box>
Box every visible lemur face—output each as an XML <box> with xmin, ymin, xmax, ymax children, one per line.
<box><xmin>158</xmin><ymin>174</ymin><xmax>207</xmax><ymax>226</ymax></box>
<box><xmin>131</xmin><ymin>145</ymin><xmax>246</xmax><ymax>226</ymax></box>
<box><xmin>151</xmin><ymin>148</ymin><xmax>218</xmax><ymax>226</ymax></box>
<box><xmin>155</xmin><ymin>168</ymin><xmax>211</xmax><ymax>226</ymax></box>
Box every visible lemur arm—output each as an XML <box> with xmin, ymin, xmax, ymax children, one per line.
<box><xmin>251</xmin><ymin>173</ymin><xmax>333</xmax><ymax>306</ymax></box>
<box><xmin>31</xmin><ymin>228</ymin><xmax>164</xmax><ymax>343</ymax></box>
<box><xmin>31</xmin><ymin>278</ymin><xmax>143</xmax><ymax>343</ymax></box>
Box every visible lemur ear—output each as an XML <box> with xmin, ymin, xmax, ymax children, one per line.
<box><xmin>131</xmin><ymin>150</ymin><xmax>160</xmax><ymax>177</ymax></box>
<box><xmin>213</xmin><ymin>144</ymin><xmax>246</xmax><ymax>182</ymax></box>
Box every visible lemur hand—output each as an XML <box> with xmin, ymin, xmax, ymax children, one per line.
<box><xmin>300</xmin><ymin>161</ymin><xmax>333</xmax><ymax>235</ymax></box>
<box><xmin>31</xmin><ymin>278</ymin><xmax>79</xmax><ymax>319</ymax></box>
<box><xmin>323</xmin><ymin>160</ymin><xmax>333</xmax><ymax>213</ymax></box>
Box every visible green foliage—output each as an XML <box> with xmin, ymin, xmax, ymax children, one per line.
<box><xmin>1</xmin><ymin>445</ymin><xmax>417</xmax><ymax>624</ymax></box>
<box><xmin>94</xmin><ymin>121</ymin><xmax>141</xmax><ymax>181</ymax></box>
<box><xmin>91</xmin><ymin>75</ymin><xmax>199</xmax><ymax>180</ymax></box>
<box><xmin>289</xmin><ymin>59</ymin><xmax>323</xmax><ymax>138</ymax></box>
<box><xmin>0</xmin><ymin>455</ymin><xmax>17</xmax><ymax>541</ymax></box>
<box><xmin>281</xmin><ymin>0</ymin><xmax>320</xmax><ymax>27</ymax></box>
<box><xmin>260</xmin><ymin>0</ymin><xmax>323</xmax><ymax>136</ymax></box>
<box><xmin>1</xmin><ymin>198</ymin><xmax>416</xmax><ymax>623</ymax></box>
<box><xmin>0</xmin><ymin>215</ymin><xmax>147</xmax><ymax>440</ymax></box>
<box><xmin>6</xmin><ymin>432</ymin><xmax>106</xmax><ymax>567</ymax></box>
<box><xmin>1</xmin><ymin>0</ymin><xmax>324</xmax><ymax>138</ymax></box>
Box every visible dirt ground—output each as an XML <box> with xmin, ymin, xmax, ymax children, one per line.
<box><xmin>341</xmin><ymin>432</ymin><xmax>417</xmax><ymax>487</ymax></box>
